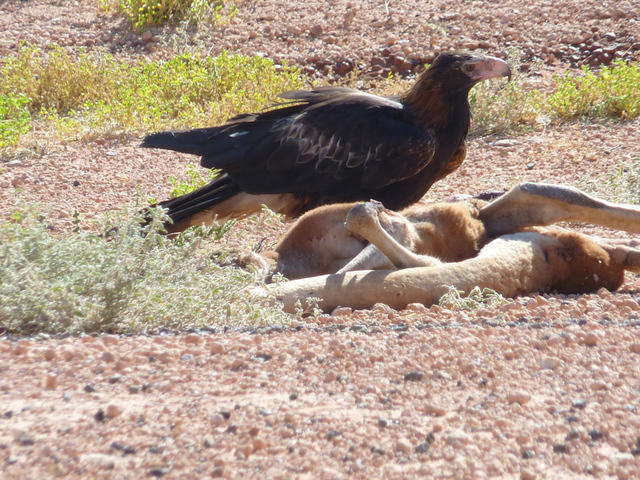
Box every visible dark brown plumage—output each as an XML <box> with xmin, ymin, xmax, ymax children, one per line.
<box><xmin>141</xmin><ymin>52</ymin><xmax>510</xmax><ymax>232</ymax></box>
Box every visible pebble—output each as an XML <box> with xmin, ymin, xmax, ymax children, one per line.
<box><xmin>44</xmin><ymin>374</ymin><xmax>58</xmax><ymax>390</ymax></box>
<box><xmin>520</xmin><ymin>469</ymin><xmax>537</xmax><ymax>480</ymax></box>
<box><xmin>540</xmin><ymin>356</ymin><xmax>560</xmax><ymax>370</ymax></box>
<box><xmin>507</xmin><ymin>390</ymin><xmax>531</xmax><ymax>405</ymax></box>
<box><xmin>404</xmin><ymin>371</ymin><xmax>424</xmax><ymax>382</ymax></box>
<box><xmin>443</xmin><ymin>428</ymin><xmax>470</xmax><ymax>446</ymax></box>
<box><xmin>106</xmin><ymin>404</ymin><xmax>122</xmax><ymax>418</ymax></box>
<box><xmin>101</xmin><ymin>351</ymin><xmax>115</xmax><ymax>362</ymax></box>
<box><xmin>581</xmin><ymin>332</ymin><xmax>599</xmax><ymax>346</ymax></box>
<box><xmin>422</xmin><ymin>403</ymin><xmax>446</xmax><ymax>416</ymax></box>
<box><xmin>395</xmin><ymin>438</ymin><xmax>412</xmax><ymax>453</ymax></box>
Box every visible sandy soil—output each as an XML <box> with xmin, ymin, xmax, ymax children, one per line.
<box><xmin>1</xmin><ymin>1</ymin><xmax>640</xmax><ymax>478</ymax></box>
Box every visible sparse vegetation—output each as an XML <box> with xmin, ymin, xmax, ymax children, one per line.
<box><xmin>0</xmin><ymin>93</ymin><xmax>31</xmax><ymax>148</ymax></box>
<box><xmin>469</xmin><ymin>51</ymin><xmax>544</xmax><ymax>137</ymax></box>
<box><xmin>168</xmin><ymin>163</ymin><xmax>220</xmax><ymax>198</ymax></box>
<box><xmin>439</xmin><ymin>285</ymin><xmax>511</xmax><ymax>310</ymax></box>
<box><xmin>0</xmin><ymin>205</ymin><xmax>288</xmax><ymax>335</ymax></box>
<box><xmin>580</xmin><ymin>159</ymin><xmax>640</xmax><ymax>205</ymax></box>
<box><xmin>100</xmin><ymin>0</ymin><xmax>237</xmax><ymax>32</ymax></box>
<box><xmin>1</xmin><ymin>44</ymin><xmax>638</xmax><ymax>152</ymax></box>
<box><xmin>1</xmin><ymin>45</ymin><xmax>303</xmax><ymax>142</ymax></box>
<box><xmin>548</xmin><ymin>60</ymin><xmax>640</xmax><ymax>120</ymax></box>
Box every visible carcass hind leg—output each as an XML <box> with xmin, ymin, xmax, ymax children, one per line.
<box><xmin>479</xmin><ymin>182</ymin><xmax>640</xmax><ymax>237</ymax></box>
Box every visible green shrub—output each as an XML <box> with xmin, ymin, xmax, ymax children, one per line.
<box><xmin>0</xmin><ymin>205</ymin><xmax>288</xmax><ymax>335</ymax></box>
<box><xmin>547</xmin><ymin>60</ymin><xmax>640</xmax><ymax>119</ymax></box>
<box><xmin>102</xmin><ymin>0</ymin><xmax>236</xmax><ymax>31</ymax></box>
<box><xmin>169</xmin><ymin>163</ymin><xmax>220</xmax><ymax>197</ymax></box>
<box><xmin>1</xmin><ymin>46</ymin><xmax>304</xmax><ymax>141</ymax></box>
<box><xmin>0</xmin><ymin>93</ymin><xmax>31</xmax><ymax>148</ymax></box>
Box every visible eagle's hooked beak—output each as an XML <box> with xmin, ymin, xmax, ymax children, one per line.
<box><xmin>466</xmin><ymin>55</ymin><xmax>512</xmax><ymax>83</ymax></box>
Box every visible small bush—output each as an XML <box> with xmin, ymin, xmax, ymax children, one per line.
<box><xmin>102</xmin><ymin>0</ymin><xmax>236</xmax><ymax>31</ymax></box>
<box><xmin>0</xmin><ymin>93</ymin><xmax>31</xmax><ymax>148</ymax></box>
<box><xmin>439</xmin><ymin>285</ymin><xmax>510</xmax><ymax>311</ymax></box>
<box><xmin>547</xmin><ymin>60</ymin><xmax>640</xmax><ymax>120</ymax></box>
<box><xmin>0</xmin><ymin>205</ymin><xmax>289</xmax><ymax>335</ymax></box>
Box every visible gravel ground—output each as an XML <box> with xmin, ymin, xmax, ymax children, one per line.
<box><xmin>1</xmin><ymin>1</ymin><xmax>640</xmax><ymax>478</ymax></box>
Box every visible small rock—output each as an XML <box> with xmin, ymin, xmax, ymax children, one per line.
<box><xmin>493</xmin><ymin>139</ymin><xmax>520</xmax><ymax>147</ymax></box>
<box><xmin>404</xmin><ymin>370</ymin><xmax>424</xmax><ymax>382</ymax></box>
<box><xmin>520</xmin><ymin>468</ymin><xmax>537</xmax><ymax>480</ymax></box>
<box><xmin>521</xmin><ymin>449</ymin><xmax>536</xmax><ymax>459</ymax></box>
<box><xmin>203</xmin><ymin>436</ymin><xmax>214</xmax><ymax>448</ymax></box>
<box><xmin>630</xmin><ymin>343</ymin><xmax>640</xmax><ymax>354</ymax></box>
<box><xmin>101</xmin><ymin>351</ymin><xmax>115</xmax><ymax>363</ymax></box>
<box><xmin>211</xmin><ymin>466</ymin><xmax>225</xmax><ymax>477</ymax></box>
<box><xmin>141</xmin><ymin>31</ymin><xmax>153</xmax><ymax>42</ymax></box>
<box><xmin>109</xmin><ymin>374</ymin><xmax>122</xmax><ymax>384</ymax></box>
<box><xmin>128</xmin><ymin>385</ymin><xmax>140</xmax><ymax>394</ymax></box>
<box><xmin>589</xmin><ymin>429</ymin><xmax>604</xmax><ymax>441</ymax></box>
<box><xmin>565</xmin><ymin>430</ymin><xmax>580</xmax><ymax>441</ymax></box>
<box><xmin>395</xmin><ymin>438</ymin><xmax>412</xmax><ymax>453</ymax></box>
<box><xmin>43</xmin><ymin>348</ymin><xmax>56</xmax><ymax>361</ymax></box>
<box><xmin>80</xmin><ymin>453</ymin><xmax>119</xmax><ymax>469</ymax></box>
<box><xmin>84</xmin><ymin>383</ymin><xmax>96</xmax><ymax>393</ymax></box>
<box><xmin>507</xmin><ymin>390</ymin><xmax>531</xmax><ymax>405</ymax></box>
<box><xmin>94</xmin><ymin>409</ymin><xmax>106</xmax><ymax>422</ymax></box>
<box><xmin>571</xmin><ymin>398</ymin><xmax>587</xmax><ymax>410</ymax></box>
<box><xmin>309</xmin><ymin>24</ymin><xmax>323</xmax><ymax>36</ymax></box>
<box><xmin>378</xmin><ymin>418</ymin><xmax>393</xmax><ymax>428</ymax></box>
<box><xmin>211</xmin><ymin>414</ymin><xmax>225</xmax><ymax>427</ymax></box>
<box><xmin>444</xmin><ymin>428</ymin><xmax>470</xmax><ymax>446</ymax></box>
<box><xmin>327</xmin><ymin>430</ymin><xmax>341</xmax><ymax>440</ymax></box>
<box><xmin>581</xmin><ymin>332</ymin><xmax>599</xmax><ymax>346</ymax></box>
<box><xmin>149</xmin><ymin>467</ymin><xmax>169</xmax><ymax>477</ymax></box>
<box><xmin>422</xmin><ymin>403</ymin><xmax>446</xmax><ymax>416</ymax></box>
<box><xmin>209</xmin><ymin>342</ymin><xmax>224</xmax><ymax>355</ymax></box>
<box><xmin>331</xmin><ymin>306</ymin><xmax>352</xmax><ymax>317</ymax></box>
<box><xmin>252</xmin><ymin>438</ymin><xmax>266</xmax><ymax>451</ymax></box>
<box><xmin>553</xmin><ymin>444</ymin><xmax>569</xmax><ymax>453</ymax></box>
<box><xmin>44</xmin><ymin>374</ymin><xmax>58</xmax><ymax>390</ymax></box>
<box><xmin>17</xmin><ymin>433</ymin><xmax>35</xmax><ymax>446</ymax></box>
<box><xmin>591</xmin><ymin>381</ymin><xmax>608</xmax><ymax>391</ymax></box>
<box><xmin>111</xmin><ymin>441</ymin><xmax>136</xmax><ymax>455</ymax></box>
<box><xmin>540</xmin><ymin>356</ymin><xmax>560</xmax><ymax>370</ymax></box>
<box><xmin>105</xmin><ymin>404</ymin><xmax>122</xmax><ymax>419</ymax></box>
<box><xmin>184</xmin><ymin>334</ymin><xmax>202</xmax><ymax>346</ymax></box>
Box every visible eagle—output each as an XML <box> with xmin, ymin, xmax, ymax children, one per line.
<box><xmin>141</xmin><ymin>52</ymin><xmax>511</xmax><ymax>233</ymax></box>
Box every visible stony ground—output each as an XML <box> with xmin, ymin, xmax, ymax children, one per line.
<box><xmin>1</xmin><ymin>1</ymin><xmax>640</xmax><ymax>479</ymax></box>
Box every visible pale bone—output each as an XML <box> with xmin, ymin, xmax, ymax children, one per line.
<box><xmin>250</xmin><ymin>182</ymin><xmax>640</xmax><ymax>312</ymax></box>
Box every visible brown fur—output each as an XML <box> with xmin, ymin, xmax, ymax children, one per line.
<box><xmin>239</xmin><ymin>182</ymin><xmax>640</xmax><ymax>312</ymax></box>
